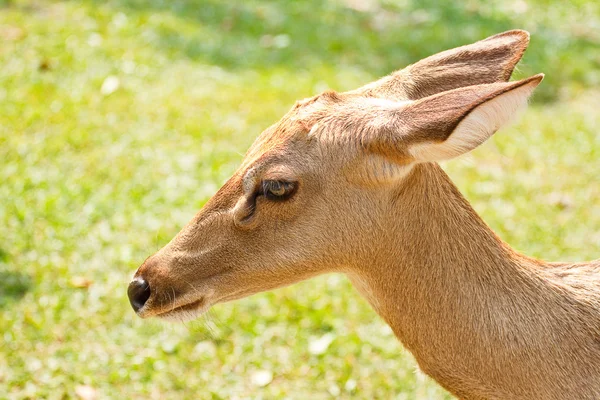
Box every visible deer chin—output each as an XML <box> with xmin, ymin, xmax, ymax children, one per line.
<box><xmin>154</xmin><ymin>297</ymin><xmax>212</xmax><ymax>322</ymax></box>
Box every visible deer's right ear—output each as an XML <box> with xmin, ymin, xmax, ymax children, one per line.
<box><xmin>397</xmin><ymin>74</ymin><xmax>544</xmax><ymax>162</ymax></box>
<box><xmin>349</xmin><ymin>30</ymin><xmax>530</xmax><ymax>101</ymax></box>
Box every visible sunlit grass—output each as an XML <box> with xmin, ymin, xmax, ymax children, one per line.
<box><xmin>1</xmin><ymin>0</ymin><xmax>599</xmax><ymax>398</ymax></box>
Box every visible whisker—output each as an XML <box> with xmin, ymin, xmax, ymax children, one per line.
<box><xmin>160</xmin><ymin>289</ymin><xmax>166</xmax><ymax>310</ymax></box>
<box><xmin>181</xmin><ymin>281</ymin><xmax>221</xmax><ymax>337</ymax></box>
<box><xmin>202</xmin><ymin>313</ymin><xmax>216</xmax><ymax>337</ymax></box>
<box><xmin>185</xmin><ymin>281</ymin><xmax>203</xmax><ymax>298</ymax></box>
<box><xmin>171</xmin><ymin>287</ymin><xmax>176</xmax><ymax>313</ymax></box>
<box><xmin>154</xmin><ymin>231</ymin><xmax>161</xmax><ymax>251</ymax></box>
<box><xmin>208</xmin><ymin>308</ymin><xmax>223</xmax><ymax>327</ymax></box>
<box><xmin>184</xmin><ymin>281</ymin><xmax>211</xmax><ymax>333</ymax></box>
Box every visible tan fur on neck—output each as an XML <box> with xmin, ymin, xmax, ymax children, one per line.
<box><xmin>350</xmin><ymin>164</ymin><xmax>600</xmax><ymax>399</ymax></box>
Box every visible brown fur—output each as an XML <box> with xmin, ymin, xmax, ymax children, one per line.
<box><xmin>349</xmin><ymin>30</ymin><xmax>530</xmax><ymax>100</ymax></box>
<box><xmin>130</xmin><ymin>31</ymin><xmax>600</xmax><ymax>399</ymax></box>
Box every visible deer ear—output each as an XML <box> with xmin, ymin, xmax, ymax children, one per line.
<box><xmin>401</xmin><ymin>74</ymin><xmax>543</xmax><ymax>162</ymax></box>
<box><xmin>349</xmin><ymin>30</ymin><xmax>530</xmax><ymax>101</ymax></box>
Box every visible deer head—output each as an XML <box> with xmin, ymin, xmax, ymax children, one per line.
<box><xmin>128</xmin><ymin>30</ymin><xmax>542</xmax><ymax>321</ymax></box>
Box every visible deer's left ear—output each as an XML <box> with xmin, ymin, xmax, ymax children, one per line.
<box><xmin>386</xmin><ymin>74</ymin><xmax>544</xmax><ymax>162</ymax></box>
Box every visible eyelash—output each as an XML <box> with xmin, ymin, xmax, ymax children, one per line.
<box><xmin>261</xmin><ymin>180</ymin><xmax>297</xmax><ymax>201</ymax></box>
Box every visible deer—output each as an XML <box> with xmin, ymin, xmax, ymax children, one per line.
<box><xmin>127</xmin><ymin>30</ymin><xmax>600</xmax><ymax>399</ymax></box>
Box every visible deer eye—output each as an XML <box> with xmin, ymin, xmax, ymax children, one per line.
<box><xmin>262</xmin><ymin>180</ymin><xmax>296</xmax><ymax>201</ymax></box>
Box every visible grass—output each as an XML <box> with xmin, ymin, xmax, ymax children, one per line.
<box><xmin>1</xmin><ymin>0</ymin><xmax>599</xmax><ymax>398</ymax></box>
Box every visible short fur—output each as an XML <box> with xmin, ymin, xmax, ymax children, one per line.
<box><xmin>130</xmin><ymin>31</ymin><xmax>600</xmax><ymax>399</ymax></box>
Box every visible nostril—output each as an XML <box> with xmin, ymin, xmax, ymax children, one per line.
<box><xmin>127</xmin><ymin>277</ymin><xmax>151</xmax><ymax>313</ymax></box>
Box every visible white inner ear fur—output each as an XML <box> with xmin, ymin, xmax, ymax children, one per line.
<box><xmin>409</xmin><ymin>81</ymin><xmax>538</xmax><ymax>162</ymax></box>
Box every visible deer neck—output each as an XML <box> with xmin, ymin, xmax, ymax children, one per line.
<box><xmin>347</xmin><ymin>162</ymin><xmax>569</xmax><ymax>395</ymax></box>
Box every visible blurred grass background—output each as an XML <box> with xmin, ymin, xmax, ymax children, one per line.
<box><xmin>1</xmin><ymin>0</ymin><xmax>599</xmax><ymax>398</ymax></box>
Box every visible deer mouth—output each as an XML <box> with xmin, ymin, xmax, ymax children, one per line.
<box><xmin>154</xmin><ymin>296</ymin><xmax>208</xmax><ymax>320</ymax></box>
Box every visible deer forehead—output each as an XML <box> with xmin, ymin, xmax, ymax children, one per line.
<box><xmin>237</xmin><ymin>94</ymin><xmax>335</xmax><ymax>173</ymax></box>
<box><xmin>238</xmin><ymin>92</ymin><xmax>416</xmax><ymax>188</ymax></box>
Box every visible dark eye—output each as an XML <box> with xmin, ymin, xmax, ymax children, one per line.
<box><xmin>261</xmin><ymin>180</ymin><xmax>296</xmax><ymax>201</ymax></box>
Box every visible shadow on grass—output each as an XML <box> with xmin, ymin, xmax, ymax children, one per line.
<box><xmin>0</xmin><ymin>249</ymin><xmax>32</xmax><ymax>308</ymax></box>
<box><xmin>77</xmin><ymin>0</ymin><xmax>599</xmax><ymax>102</ymax></box>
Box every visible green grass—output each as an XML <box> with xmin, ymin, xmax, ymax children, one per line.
<box><xmin>1</xmin><ymin>0</ymin><xmax>599</xmax><ymax>398</ymax></box>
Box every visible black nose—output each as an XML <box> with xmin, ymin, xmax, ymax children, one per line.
<box><xmin>128</xmin><ymin>277</ymin><xmax>151</xmax><ymax>313</ymax></box>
